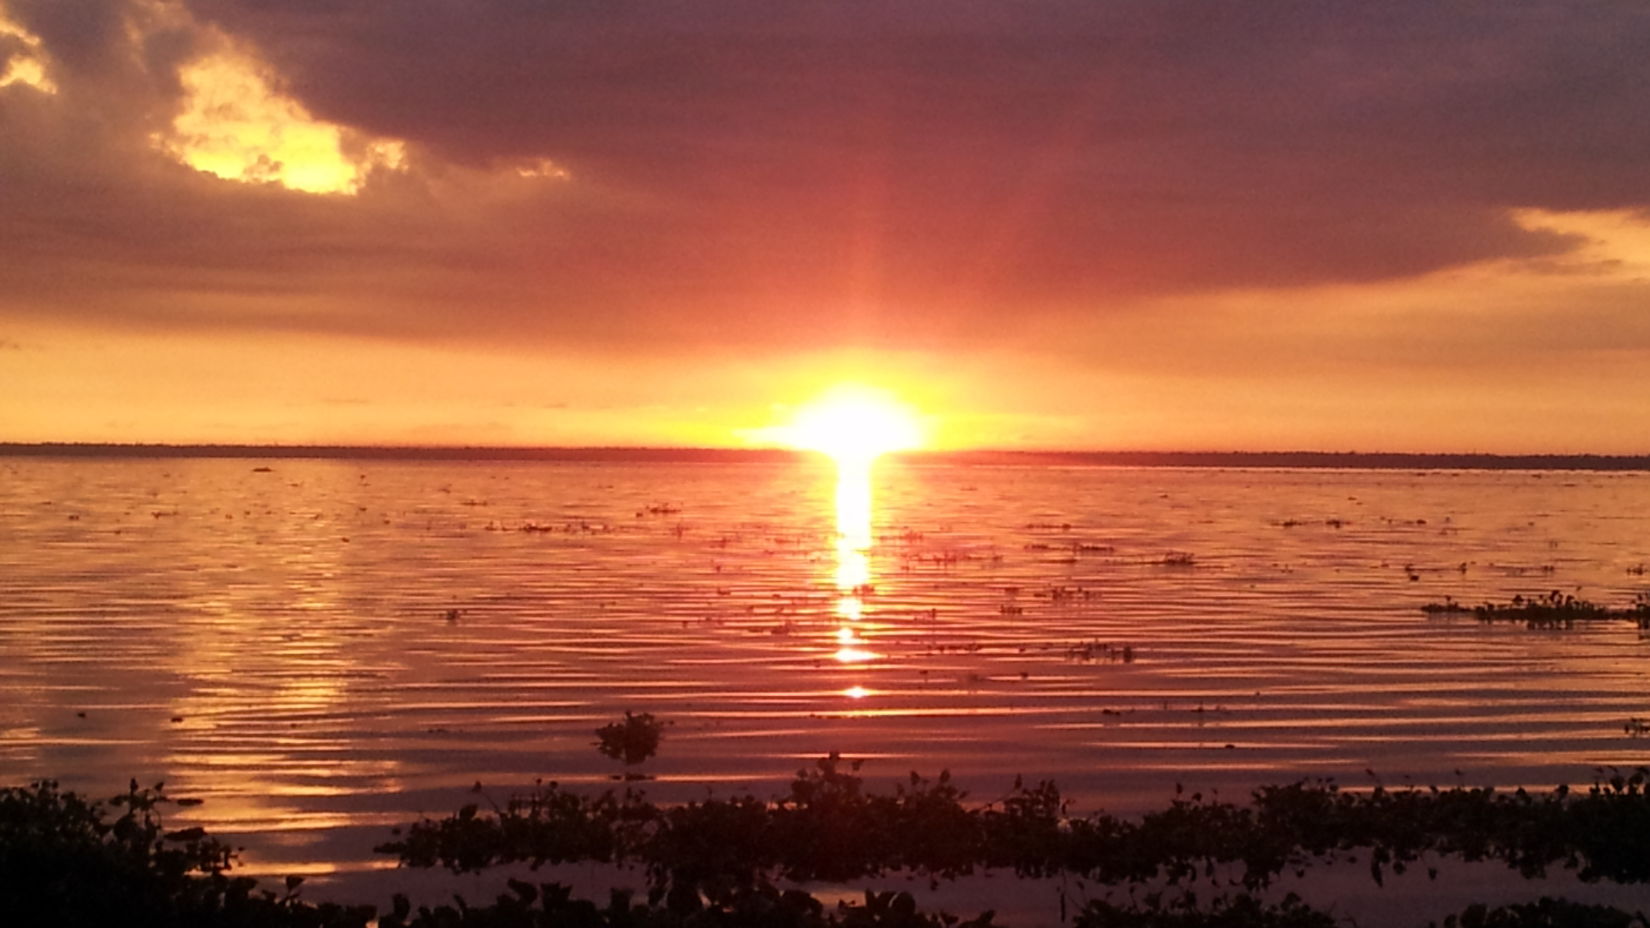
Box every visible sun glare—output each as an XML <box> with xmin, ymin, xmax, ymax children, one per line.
<box><xmin>773</xmin><ymin>385</ymin><xmax>924</xmax><ymax>465</ymax></box>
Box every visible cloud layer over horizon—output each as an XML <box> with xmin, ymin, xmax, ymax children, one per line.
<box><xmin>4</xmin><ymin>0</ymin><xmax>1649</xmax><ymax>450</ymax></box>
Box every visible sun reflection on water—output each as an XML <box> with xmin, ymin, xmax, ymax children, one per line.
<box><xmin>831</xmin><ymin>458</ymin><xmax>881</xmax><ymax>688</ymax></box>
<box><xmin>835</xmin><ymin>461</ymin><xmax>874</xmax><ymax>558</ymax></box>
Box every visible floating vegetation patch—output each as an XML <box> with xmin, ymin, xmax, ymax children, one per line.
<box><xmin>1073</xmin><ymin>893</ymin><xmax>1340</xmax><ymax>928</ymax></box>
<box><xmin>378</xmin><ymin>756</ymin><xmax>1650</xmax><ymax>895</ymax></box>
<box><xmin>1022</xmin><ymin>542</ymin><xmax>1114</xmax><ymax>557</ymax></box>
<box><xmin>1065</xmin><ymin>640</ymin><xmax>1135</xmax><ymax>663</ymax></box>
<box><xmin>1040</xmin><ymin>584</ymin><xmax>1100</xmax><ymax>601</ymax></box>
<box><xmin>491</xmin><ymin>519</ymin><xmax>617</xmax><ymax>534</ymax></box>
<box><xmin>1422</xmin><ymin>591</ymin><xmax>1650</xmax><ymax>629</ymax></box>
<box><xmin>1420</xmin><ymin>597</ymin><xmax>1472</xmax><ymax>615</ymax></box>
<box><xmin>594</xmin><ymin>712</ymin><xmax>664</xmax><ymax>766</ymax></box>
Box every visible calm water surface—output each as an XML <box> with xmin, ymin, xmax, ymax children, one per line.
<box><xmin>3</xmin><ymin>458</ymin><xmax>1649</xmax><ymax>916</ymax></box>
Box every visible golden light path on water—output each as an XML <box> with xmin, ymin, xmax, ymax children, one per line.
<box><xmin>832</xmin><ymin>457</ymin><xmax>877</xmax><ymax>680</ymax></box>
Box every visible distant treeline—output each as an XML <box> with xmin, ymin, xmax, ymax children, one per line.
<box><xmin>927</xmin><ymin>449</ymin><xmax>1650</xmax><ymax>471</ymax></box>
<box><xmin>2</xmin><ymin>443</ymin><xmax>1649</xmax><ymax>471</ymax></box>
<box><xmin>0</xmin><ymin>443</ymin><xmax>805</xmax><ymax>464</ymax></box>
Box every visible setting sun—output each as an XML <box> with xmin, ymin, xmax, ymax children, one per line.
<box><xmin>767</xmin><ymin>385</ymin><xmax>925</xmax><ymax>465</ymax></box>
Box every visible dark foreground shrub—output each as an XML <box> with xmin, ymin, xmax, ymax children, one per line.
<box><xmin>10</xmin><ymin>770</ymin><xmax>1650</xmax><ymax>928</ymax></box>
<box><xmin>0</xmin><ymin>779</ymin><xmax>373</xmax><ymax>928</ymax></box>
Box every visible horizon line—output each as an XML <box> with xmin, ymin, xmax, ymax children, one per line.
<box><xmin>3</xmin><ymin>442</ymin><xmax>1650</xmax><ymax>470</ymax></box>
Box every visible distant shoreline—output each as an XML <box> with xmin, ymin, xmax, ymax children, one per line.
<box><xmin>3</xmin><ymin>442</ymin><xmax>1649</xmax><ymax>471</ymax></box>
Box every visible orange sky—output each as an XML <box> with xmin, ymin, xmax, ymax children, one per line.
<box><xmin>3</xmin><ymin>2</ymin><xmax>1649</xmax><ymax>452</ymax></box>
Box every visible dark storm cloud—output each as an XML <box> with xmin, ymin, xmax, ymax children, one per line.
<box><xmin>5</xmin><ymin>0</ymin><xmax>125</xmax><ymax>71</ymax></box>
<box><xmin>185</xmin><ymin>0</ymin><xmax>1650</xmax><ymax>204</ymax></box>
<box><xmin>3</xmin><ymin>0</ymin><xmax>1647</xmax><ymax>346</ymax></box>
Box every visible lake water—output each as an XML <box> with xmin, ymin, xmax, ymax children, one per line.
<box><xmin>3</xmin><ymin>456</ymin><xmax>1649</xmax><ymax>920</ymax></box>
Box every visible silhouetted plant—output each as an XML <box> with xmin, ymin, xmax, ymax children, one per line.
<box><xmin>1433</xmin><ymin>897</ymin><xmax>1650</xmax><ymax>928</ymax></box>
<box><xmin>1074</xmin><ymin>892</ymin><xmax>1338</xmax><ymax>928</ymax></box>
<box><xmin>375</xmin><ymin>880</ymin><xmax>1001</xmax><ymax>928</ymax></box>
<box><xmin>13</xmin><ymin>773</ymin><xmax>1650</xmax><ymax>928</ymax></box>
<box><xmin>594</xmin><ymin>711</ymin><xmax>663</xmax><ymax>765</ymax></box>
<box><xmin>379</xmin><ymin>760</ymin><xmax>1650</xmax><ymax>900</ymax></box>
<box><xmin>0</xmin><ymin>779</ymin><xmax>373</xmax><ymax>927</ymax></box>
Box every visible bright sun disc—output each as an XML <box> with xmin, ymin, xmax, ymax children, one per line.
<box><xmin>776</xmin><ymin>386</ymin><xmax>924</xmax><ymax>464</ymax></box>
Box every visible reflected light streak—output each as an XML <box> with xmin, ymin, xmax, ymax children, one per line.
<box><xmin>831</xmin><ymin>454</ymin><xmax>881</xmax><ymax>689</ymax></box>
<box><xmin>835</xmin><ymin>594</ymin><xmax>863</xmax><ymax>622</ymax></box>
<box><xmin>838</xmin><ymin>455</ymin><xmax>877</xmax><ymax>548</ymax></box>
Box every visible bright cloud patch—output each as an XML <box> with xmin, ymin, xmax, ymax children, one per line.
<box><xmin>0</xmin><ymin>13</ymin><xmax>56</xmax><ymax>94</ymax></box>
<box><xmin>157</xmin><ymin>49</ymin><xmax>406</xmax><ymax>195</ymax></box>
<box><xmin>515</xmin><ymin>158</ymin><xmax>571</xmax><ymax>180</ymax></box>
<box><xmin>1512</xmin><ymin>208</ymin><xmax>1650</xmax><ymax>276</ymax></box>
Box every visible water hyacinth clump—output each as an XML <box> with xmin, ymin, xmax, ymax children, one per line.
<box><xmin>1422</xmin><ymin>591</ymin><xmax>1650</xmax><ymax>629</ymax></box>
<box><xmin>378</xmin><ymin>757</ymin><xmax>1650</xmax><ymax>902</ymax></box>
<box><xmin>594</xmin><ymin>711</ymin><xmax>664</xmax><ymax>766</ymax></box>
